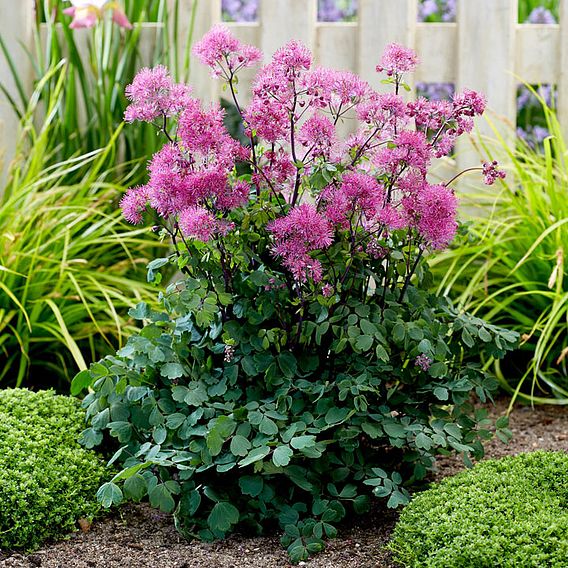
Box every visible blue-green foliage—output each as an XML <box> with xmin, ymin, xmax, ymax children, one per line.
<box><xmin>76</xmin><ymin>239</ymin><xmax>516</xmax><ymax>562</ymax></box>
<box><xmin>390</xmin><ymin>451</ymin><xmax>568</xmax><ymax>567</ymax></box>
<box><xmin>0</xmin><ymin>389</ymin><xmax>108</xmax><ymax>551</ymax></box>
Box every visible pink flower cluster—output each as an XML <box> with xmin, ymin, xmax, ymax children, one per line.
<box><xmin>124</xmin><ymin>66</ymin><xmax>192</xmax><ymax>123</ymax></box>
<box><xmin>121</xmin><ymin>25</ymin><xmax>498</xmax><ymax>285</ymax></box>
<box><xmin>268</xmin><ymin>204</ymin><xmax>333</xmax><ymax>282</ymax></box>
<box><xmin>193</xmin><ymin>24</ymin><xmax>262</xmax><ymax>78</ymax></box>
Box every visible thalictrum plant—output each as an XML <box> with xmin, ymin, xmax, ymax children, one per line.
<box><xmin>78</xmin><ymin>27</ymin><xmax>517</xmax><ymax>562</ymax></box>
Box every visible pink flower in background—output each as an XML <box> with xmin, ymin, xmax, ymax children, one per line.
<box><xmin>64</xmin><ymin>0</ymin><xmax>132</xmax><ymax>29</ymax></box>
<box><xmin>124</xmin><ymin>66</ymin><xmax>193</xmax><ymax>123</ymax></box>
<box><xmin>482</xmin><ymin>161</ymin><xmax>507</xmax><ymax>185</ymax></box>
<box><xmin>192</xmin><ymin>24</ymin><xmax>262</xmax><ymax>77</ymax></box>
<box><xmin>376</xmin><ymin>43</ymin><xmax>418</xmax><ymax>76</ymax></box>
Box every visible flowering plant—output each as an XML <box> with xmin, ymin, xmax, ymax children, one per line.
<box><xmin>78</xmin><ymin>26</ymin><xmax>516</xmax><ymax>562</ymax></box>
<box><xmin>63</xmin><ymin>0</ymin><xmax>132</xmax><ymax>29</ymax></box>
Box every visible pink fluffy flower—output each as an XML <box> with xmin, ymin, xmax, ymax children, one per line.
<box><xmin>376</xmin><ymin>43</ymin><xmax>418</xmax><ymax>76</ymax></box>
<box><xmin>357</xmin><ymin>93</ymin><xmax>407</xmax><ymax>136</ymax></box>
<box><xmin>298</xmin><ymin>114</ymin><xmax>335</xmax><ymax>158</ymax></box>
<box><xmin>145</xmin><ymin>144</ymin><xmax>195</xmax><ymax>216</ymax></box>
<box><xmin>410</xmin><ymin>184</ymin><xmax>458</xmax><ymax>249</ymax></box>
<box><xmin>178</xmin><ymin>207</ymin><xmax>219</xmax><ymax>242</ymax></box>
<box><xmin>269</xmin><ymin>204</ymin><xmax>333</xmax><ymax>282</ymax></box>
<box><xmin>216</xmin><ymin>179</ymin><xmax>251</xmax><ymax>210</ymax></box>
<box><xmin>272</xmin><ymin>40</ymin><xmax>312</xmax><ymax>79</ymax></box>
<box><xmin>324</xmin><ymin>173</ymin><xmax>384</xmax><ymax>228</ymax></box>
<box><xmin>303</xmin><ymin>68</ymin><xmax>368</xmax><ymax>110</ymax></box>
<box><xmin>244</xmin><ymin>95</ymin><xmax>289</xmax><ymax>143</ymax></box>
<box><xmin>120</xmin><ymin>185</ymin><xmax>148</xmax><ymax>224</ymax></box>
<box><xmin>375</xmin><ymin>130</ymin><xmax>432</xmax><ymax>175</ymax></box>
<box><xmin>193</xmin><ymin>25</ymin><xmax>262</xmax><ymax>77</ymax></box>
<box><xmin>124</xmin><ymin>66</ymin><xmax>193</xmax><ymax>122</ymax></box>
<box><xmin>482</xmin><ymin>161</ymin><xmax>507</xmax><ymax>185</ymax></box>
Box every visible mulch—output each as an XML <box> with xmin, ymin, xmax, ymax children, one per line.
<box><xmin>2</xmin><ymin>399</ymin><xmax>567</xmax><ymax>568</ymax></box>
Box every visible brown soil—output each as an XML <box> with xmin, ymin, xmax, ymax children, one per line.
<box><xmin>2</xmin><ymin>400</ymin><xmax>567</xmax><ymax>568</ymax></box>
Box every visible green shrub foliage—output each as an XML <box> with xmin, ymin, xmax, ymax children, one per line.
<box><xmin>0</xmin><ymin>389</ymin><xmax>108</xmax><ymax>551</ymax></box>
<box><xmin>79</xmin><ymin>261</ymin><xmax>516</xmax><ymax>561</ymax></box>
<box><xmin>390</xmin><ymin>451</ymin><xmax>568</xmax><ymax>567</ymax></box>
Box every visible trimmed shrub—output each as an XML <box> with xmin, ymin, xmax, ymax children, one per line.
<box><xmin>0</xmin><ymin>389</ymin><xmax>108</xmax><ymax>551</ymax></box>
<box><xmin>390</xmin><ymin>451</ymin><xmax>568</xmax><ymax>567</ymax></box>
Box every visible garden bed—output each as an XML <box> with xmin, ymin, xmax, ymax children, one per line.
<box><xmin>2</xmin><ymin>399</ymin><xmax>567</xmax><ymax>568</ymax></box>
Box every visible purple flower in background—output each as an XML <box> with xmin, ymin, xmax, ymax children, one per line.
<box><xmin>222</xmin><ymin>0</ymin><xmax>358</xmax><ymax>22</ymax></box>
<box><xmin>319</xmin><ymin>0</ymin><xmax>357</xmax><ymax>22</ymax></box>
<box><xmin>441</xmin><ymin>0</ymin><xmax>456</xmax><ymax>22</ymax></box>
<box><xmin>416</xmin><ymin>82</ymin><xmax>454</xmax><ymax>101</ymax></box>
<box><xmin>222</xmin><ymin>0</ymin><xmax>257</xmax><ymax>22</ymax></box>
<box><xmin>417</xmin><ymin>0</ymin><xmax>456</xmax><ymax>23</ymax></box>
<box><xmin>418</xmin><ymin>0</ymin><xmax>439</xmax><ymax>20</ymax></box>
<box><xmin>517</xmin><ymin>84</ymin><xmax>556</xmax><ymax>111</ymax></box>
<box><xmin>527</xmin><ymin>7</ymin><xmax>556</xmax><ymax>24</ymax></box>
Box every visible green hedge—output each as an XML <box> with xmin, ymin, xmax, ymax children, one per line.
<box><xmin>390</xmin><ymin>451</ymin><xmax>568</xmax><ymax>567</ymax></box>
<box><xmin>0</xmin><ymin>389</ymin><xmax>108</xmax><ymax>550</ymax></box>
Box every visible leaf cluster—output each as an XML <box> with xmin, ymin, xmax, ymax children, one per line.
<box><xmin>78</xmin><ymin>247</ymin><xmax>516</xmax><ymax>562</ymax></box>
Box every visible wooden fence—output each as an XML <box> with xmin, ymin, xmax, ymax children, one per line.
<box><xmin>1</xmin><ymin>0</ymin><xmax>568</xmax><ymax>180</ymax></box>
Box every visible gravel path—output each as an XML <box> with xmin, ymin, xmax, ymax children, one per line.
<box><xmin>2</xmin><ymin>400</ymin><xmax>567</xmax><ymax>568</ymax></box>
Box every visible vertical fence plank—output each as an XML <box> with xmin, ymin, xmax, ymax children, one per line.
<box><xmin>259</xmin><ymin>0</ymin><xmax>317</xmax><ymax>61</ymax></box>
<box><xmin>358</xmin><ymin>0</ymin><xmax>418</xmax><ymax>92</ymax></box>
<box><xmin>456</xmin><ymin>0</ymin><xmax>517</xmax><ymax>180</ymax></box>
<box><xmin>559</xmin><ymin>0</ymin><xmax>568</xmax><ymax>143</ymax></box>
<box><xmin>168</xmin><ymin>0</ymin><xmax>221</xmax><ymax>101</ymax></box>
<box><xmin>0</xmin><ymin>2</ymin><xmax>34</xmax><ymax>185</ymax></box>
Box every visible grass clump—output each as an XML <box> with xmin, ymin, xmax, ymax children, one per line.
<box><xmin>0</xmin><ymin>389</ymin><xmax>108</xmax><ymax>551</ymax></box>
<box><xmin>390</xmin><ymin>451</ymin><xmax>568</xmax><ymax>567</ymax></box>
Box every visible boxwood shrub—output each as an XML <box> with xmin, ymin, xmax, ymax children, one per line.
<box><xmin>0</xmin><ymin>389</ymin><xmax>108</xmax><ymax>551</ymax></box>
<box><xmin>390</xmin><ymin>451</ymin><xmax>568</xmax><ymax>567</ymax></box>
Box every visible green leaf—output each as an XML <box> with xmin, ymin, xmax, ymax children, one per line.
<box><xmin>433</xmin><ymin>387</ymin><xmax>449</xmax><ymax>401</ymax></box>
<box><xmin>259</xmin><ymin>415</ymin><xmax>279</xmax><ymax>436</ymax></box>
<box><xmin>387</xmin><ymin>490</ymin><xmax>409</xmax><ymax>509</ymax></box>
<box><xmin>71</xmin><ymin>369</ymin><xmax>92</xmax><ymax>396</ymax></box>
<box><xmin>355</xmin><ymin>335</ymin><xmax>374</xmax><ymax>352</ymax></box>
<box><xmin>273</xmin><ymin>445</ymin><xmax>293</xmax><ymax>467</ymax></box>
<box><xmin>208</xmin><ymin>502</ymin><xmax>239</xmax><ymax>533</ymax></box>
<box><xmin>123</xmin><ymin>475</ymin><xmax>147</xmax><ymax>502</ymax></box>
<box><xmin>290</xmin><ymin>435</ymin><xmax>317</xmax><ymax>450</ymax></box>
<box><xmin>325</xmin><ymin>407</ymin><xmax>350</xmax><ymax>425</ymax></box>
<box><xmin>238</xmin><ymin>446</ymin><xmax>270</xmax><ymax>467</ymax></box>
<box><xmin>97</xmin><ymin>482</ymin><xmax>123</xmax><ymax>508</ymax></box>
<box><xmin>161</xmin><ymin>362</ymin><xmax>184</xmax><ymax>380</ymax></box>
<box><xmin>478</xmin><ymin>327</ymin><xmax>492</xmax><ymax>342</ymax></box>
<box><xmin>278</xmin><ymin>352</ymin><xmax>297</xmax><ymax>378</ymax></box>
<box><xmin>230</xmin><ymin>435</ymin><xmax>252</xmax><ymax>457</ymax></box>
<box><xmin>383</xmin><ymin>422</ymin><xmax>407</xmax><ymax>439</ymax></box>
<box><xmin>149</xmin><ymin>483</ymin><xmax>176</xmax><ymax>513</ymax></box>
<box><xmin>428</xmin><ymin>362</ymin><xmax>448</xmax><ymax>378</ymax></box>
<box><xmin>393</xmin><ymin>322</ymin><xmax>405</xmax><ymax>342</ymax></box>
<box><xmin>415</xmin><ymin>432</ymin><xmax>433</xmax><ymax>450</ymax></box>
<box><xmin>239</xmin><ymin>475</ymin><xmax>264</xmax><ymax>497</ymax></box>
